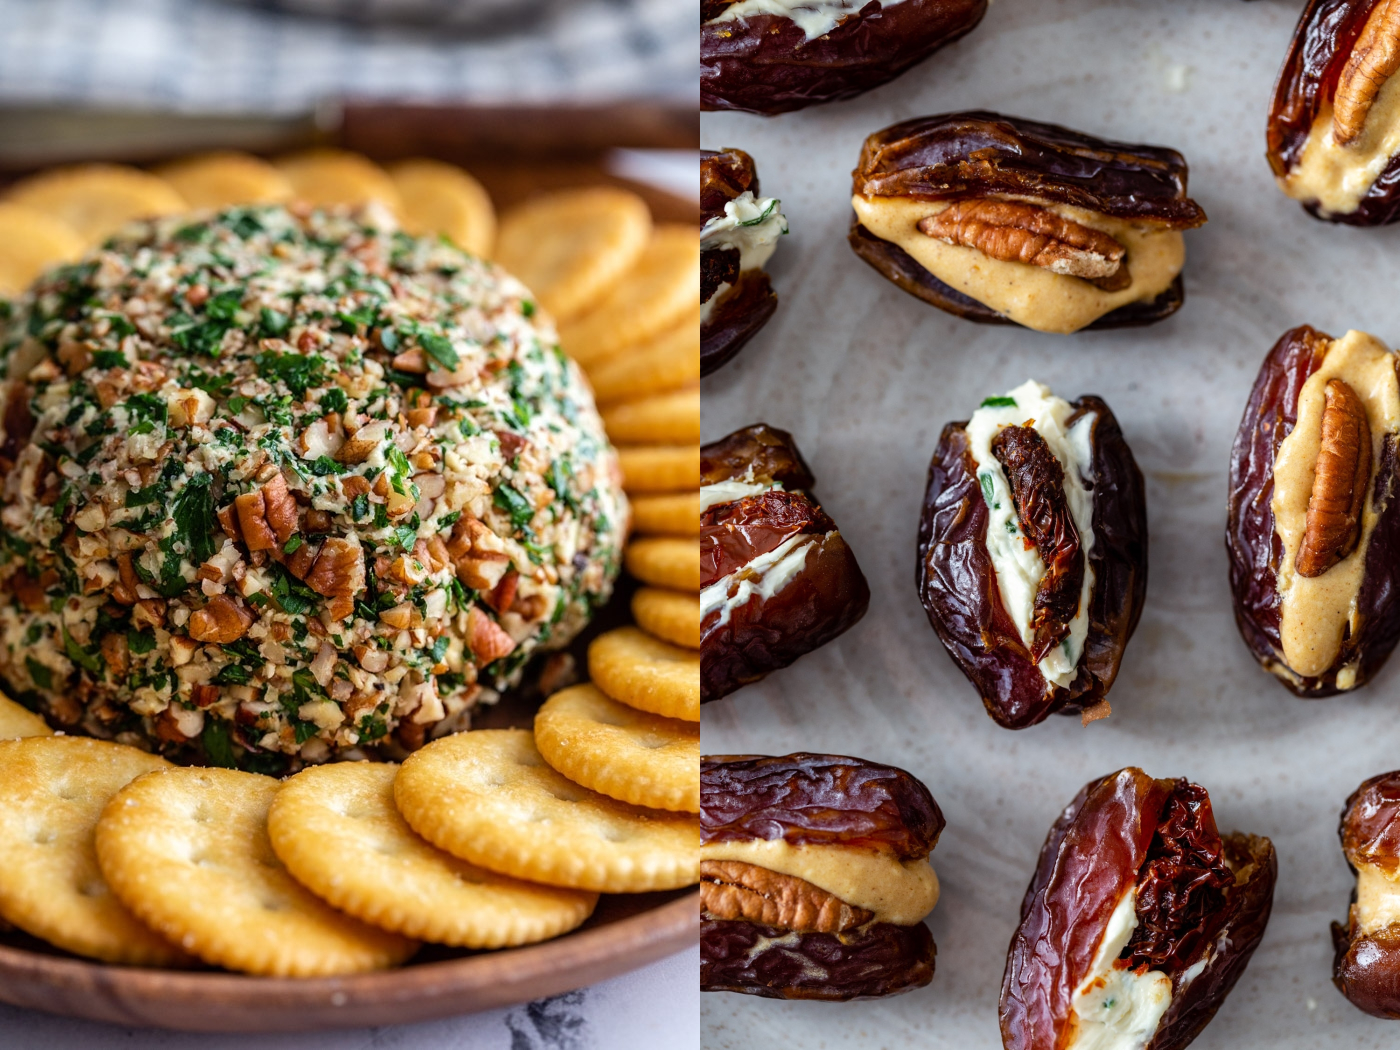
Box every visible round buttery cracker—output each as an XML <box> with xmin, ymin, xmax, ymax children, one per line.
<box><xmin>5</xmin><ymin>164</ymin><xmax>185</xmax><ymax>245</ymax></box>
<box><xmin>589</xmin><ymin>626</ymin><xmax>699</xmax><ymax>721</ymax></box>
<box><xmin>559</xmin><ymin>225</ymin><xmax>700</xmax><ymax>366</ymax></box>
<box><xmin>495</xmin><ymin>187</ymin><xmax>651</xmax><ymax>322</ymax></box>
<box><xmin>626</xmin><ymin>537</ymin><xmax>700</xmax><ymax>591</ymax></box>
<box><xmin>390</xmin><ymin>158</ymin><xmax>496</xmax><ymax>258</ymax></box>
<box><xmin>269</xmin><ymin>762</ymin><xmax>596</xmax><ymax>948</ymax></box>
<box><xmin>0</xmin><ymin>203</ymin><xmax>84</xmax><ymax>296</ymax></box>
<box><xmin>274</xmin><ymin>149</ymin><xmax>402</xmax><ymax>209</ymax></box>
<box><xmin>632</xmin><ymin>588</ymin><xmax>699</xmax><ymax>650</ymax></box>
<box><xmin>155</xmin><ymin>151</ymin><xmax>292</xmax><ymax>209</ymax></box>
<box><xmin>0</xmin><ymin>737</ymin><xmax>188</xmax><ymax>965</ymax></box>
<box><xmin>601</xmin><ymin>386</ymin><xmax>700</xmax><ymax>445</ymax></box>
<box><xmin>617</xmin><ymin>445</ymin><xmax>700</xmax><ymax>494</ymax></box>
<box><xmin>586</xmin><ymin>312</ymin><xmax>700</xmax><ymax>405</ymax></box>
<box><xmin>395</xmin><ymin>730</ymin><xmax>698</xmax><ymax>893</ymax></box>
<box><xmin>631</xmin><ymin>492</ymin><xmax>698</xmax><ymax>537</ymax></box>
<box><xmin>535</xmin><ymin>685</ymin><xmax>699</xmax><ymax>812</ymax></box>
<box><xmin>96</xmin><ymin>766</ymin><xmax>415</xmax><ymax>976</ymax></box>
<box><xmin>0</xmin><ymin>692</ymin><xmax>53</xmax><ymax>739</ymax></box>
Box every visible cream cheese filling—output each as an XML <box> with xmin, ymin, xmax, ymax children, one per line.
<box><xmin>965</xmin><ymin>380</ymin><xmax>1096</xmax><ymax>688</ymax></box>
<box><xmin>1356</xmin><ymin>864</ymin><xmax>1400</xmax><ymax>934</ymax></box>
<box><xmin>1281</xmin><ymin>70</ymin><xmax>1400</xmax><ymax>216</ymax></box>
<box><xmin>705</xmin><ymin>0</ymin><xmax>907</xmax><ymax>41</ymax></box>
<box><xmin>851</xmin><ymin>194</ymin><xmax>1184</xmax><ymax>335</ymax></box>
<box><xmin>1271</xmin><ymin>330</ymin><xmax>1400</xmax><ymax>679</ymax></box>
<box><xmin>700</xmin><ymin>478</ymin><xmax>779</xmax><ymax>513</ymax></box>
<box><xmin>1066</xmin><ymin>889</ymin><xmax>1172</xmax><ymax>1050</ymax></box>
<box><xmin>700</xmin><ymin>530</ymin><xmax>820</xmax><ymax>631</ymax></box>
<box><xmin>701</xmin><ymin>191</ymin><xmax>787</xmax><ymax>324</ymax></box>
<box><xmin>701</xmin><ymin>837</ymin><xmax>938</xmax><ymax>926</ymax></box>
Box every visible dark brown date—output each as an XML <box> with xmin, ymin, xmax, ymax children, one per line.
<box><xmin>917</xmin><ymin>396</ymin><xmax>1147</xmax><ymax>729</ymax></box>
<box><xmin>701</xmin><ymin>149</ymin><xmax>779</xmax><ymax>376</ymax></box>
<box><xmin>701</xmin><ymin>753</ymin><xmax>944</xmax><ymax>858</ymax></box>
<box><xmin>1226</xmin><ymin>325</ymin><xmax>1400</xmax><ymax>696</ymax></box>
<box><xmin>1267</xmin><ymin>0</ymin><xmax>1400</xmax><ymax>225</ymax></box>
<box><xmin>849</xmin><ymin>112</ymin><xmax>1205</xmax><ymax>330</ymax></box>
<box><xmin>1001</xmin><ymin>769</ymin><xmax>1277</xmax><ymax>1050</ymax></box>
<box><xmin>1332</xmin><ymin>770</ymin><xmax>1400</xmax><ymax>1018</ymax></box>
<box><xmin>702</xmin><ymin>425</ymin><xmax>869</xmax><ymax>703</ymax></box>
<box><xmin>701</xmin><ymin>0</ymin><xmax>987</xmax><ymax>116</ymax></box>
<box><xmin>701</xmin><ymin>916</ymin><xmax>935</xmax><ymax>1000</ymax></box>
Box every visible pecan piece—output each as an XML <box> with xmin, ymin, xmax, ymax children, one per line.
<box><xmin>918</xmin><ymin>199</ymin><xmax>1130</xmax><ymax>290</ymax></box>
<box><xmin>304</xmin><ymin>537</ymin><xmax>366</xmax><ymax>601</ymax></box>
<box><xmin>700</xmin><ymin>859</ymin><xmax>873</xmax><ymax>933</ymax></box>
<box><xmin>1333</xmin><ymin>0</ymin><xmax>1400</xmax><ymax>146</ymax></box>
<box><xmin>990</xmin><ymin>424</ymin><xmax>1084</xmax><ymax>661</ymax></box>
<box><xmin>233</xmin><ymin>474</ymin><xmax>298</xmax><ymax>552</ymax></box>
<box><xmin>1297</xmin><ymin>378</ymin><xmax>1372</xmax><ymax>578</ymax></box>
<box><xmin>466</xmin><ymin>606</ymin><xmax>516</xmax><ymax>666</ymax></box>
<box><xmin>188</xmin><ymin>594</ymin><xmax>255</xmax><ymax>643</ymax></box>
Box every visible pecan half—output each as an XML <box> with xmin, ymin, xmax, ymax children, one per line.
<box><xmin>1297</xmin><ymin>378</ymin><xmax>1373</xmax><ymax>577</ymax></box>
<box><xmin>304</xmin><ymin>537</ymin><xmax>366</xmax><ymax>600</ymax></box>
<box><xmin>700</xmin><ymin>859</ymin><xmax>874</xmax><ymax>934</ymax></box>
<box><xmin>918</xmin><ymin>200</ymin><xmax>1131</xmax><ymax>291</ymax></box>
<box><xmin>991</xmin><ymin>424</ymin><xmax>1084</xmax><ymax>662</ymax></box>
<box><xmin>1334</xmin><ymin>0</ymin><xmax>1400</xmax><ymax>146</ymax></box>
<box><xmin>188</xmin><ymin>594</ymin><xmax>255</xmax><ymax>643</ymax></box>
<box><xmin>466</xmin><ymin>606</ymin><xmax>516</xmax><ymax>666</ymax></box>
<box><xmin>233</xmin><ymin>473</ymin><xmax>298</xmax><ymax>552</ymax></box>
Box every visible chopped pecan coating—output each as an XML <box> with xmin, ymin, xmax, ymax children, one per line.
<box><xmin>700</xmin><ymin>859</ymin><xmax>873</xmax><ymax>933</ymax></box>
<box><xmin>187</xmin><ymin>594</ymin><xmax>255</xmax><ymax>644</ymax></box>
<box><xmin>918</xmin><ymin>200</ymin><xmax>1130</xmax><ymax>289</ymax></box>
<box><xmin>990</xmin><ymin>424</ymin><xmax>1084</xmax><ymax>662</ymax></box>
<box><xmin>1298</xmin><ymin>378</ymin><xmax>1372</xmax><ymax>577</ymax></box>
<box><xmin>303</xmin><ymin>537</ymin><xmax>365</xmax><ymax>600</ymax></box>
<box><xmin>701</xmin><ymin>754</ymin><xmax>944</xmax><ymax>859</ymax></box>
<box><xmin>1333</xmin><ymin>0</ymin><xmax>1400</xmax><ymax>145</ymax></box>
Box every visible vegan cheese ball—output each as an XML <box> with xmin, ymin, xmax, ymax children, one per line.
<box><xmin>0</xmin><ymin>203</ymin><xmax>625</xmax><ymax>769</ymax></box>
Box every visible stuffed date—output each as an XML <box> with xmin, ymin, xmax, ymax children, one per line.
<box><xmin>701</xmin><ymin>753</ymin><xmax>943</xmax><ymax>1000</ymax></box>
<box><xmin>1226</xmin><ymin>325</ymin><xmax>1400</xmax><ymax>696</ymax></box>
<box><xmin>849</xmin><ymin>112</ymin><xmax>1207</xmax><ymax>333</ymax></box>
<box><xmin>701</xmin><ymin>0</ymin><xmax>986</xmax><ymax>116</ymax></box>
<box><xmin>1001</xmin><ymin>768</ymin><xmax>1276</xmax><ymax>1050</ymax></box>
<box><xmin>917</xmin><ymin>380</ymin><xmax>1147</xmax><ymax>729</ymax></box>
<box><xmin>1333</xmin><ymin>770</ymin><xmax>1400</xmax><ymax>1018</ymax></box>
<box><xmin>702</xmin><ymin>424</ymin><xmax>869</xmax><ymax>703</ymax></box>
<box><xmin>702</xmin><ymin>149</ymin><xmax>786</xmax><ymax>376</ymax></box>
<box><xmin>1267</xmin><ymin>0</ymin><xmax>1400</xmax><ymax>224</ymax></box>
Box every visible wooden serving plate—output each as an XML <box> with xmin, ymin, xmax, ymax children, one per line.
<box><xmin>0</xmin><ymin>102</ymin><xmax>698</xmax><ymax>1031</ymax></box>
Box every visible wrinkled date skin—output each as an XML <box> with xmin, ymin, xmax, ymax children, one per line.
<box><xmin>702</xmin><ymin>149</ymin><xmax>779</xmax><ymax>376</ymax></box>
<box><xmin>1001</xmin><ymin>768</ymin><xmax>1277</xmax><ymax>1050</ymax></box>
<box><xmin>701</xmin><ymin>753</ymin><xmax>943</xmax><ymax>1000</ymax></box>
<box><xmin>1333</xmin><ymin>770</ymin><xmax>1400</xmax><ymax>1018</ymax></box>
<box><xmin>848</xmin><ymin>112</ymin><xmax>1206</xmax><ymax>328</ymax></box>
<box><xmin>1267</xmin><ymin>0</ymin><xmax>1400</xmax><ymax>225</ymax></box>
<box><xmin>1226</xmin><ymin>325</ymin><xmax>1400</xmax><ymax>696</ymax></box>
<box><xmin>702</xmin><ymin>425</ymin><xmax>870</xmax><ymax>703</ymax></box>
<box><xmin>916</xmin><ymin>396</ymin><xmax>1147</xmax><ymax>729</ymax></box>
<box><xmin>701</xmin><ymin>0</ymin><xmax>987</xmax><ymax>116</ymax></box>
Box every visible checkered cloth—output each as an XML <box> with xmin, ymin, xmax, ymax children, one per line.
<box><xmin>0</xmin><ymin>0</ymin><xmax>695</xmax><ymax>113</ymax></box>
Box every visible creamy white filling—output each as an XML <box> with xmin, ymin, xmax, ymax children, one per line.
<box><xmin>700</xmin><ymin>530</ymin><xmax>821</xmax><ymax>630</ymax></box>
<box><xmin>700</xmin><ymin>478</ymin><xmax>780</xmax><ymax>513</ymax></box>
<box><xmin>964</xmin><ymin>380</ymin><xmax>1096</xmax><ymax>688</ymax></box>
<box><xmin>1067</xmin><ymin>890</ymin><xmax>1173</xmax><ymax>1050</ymax></box>
<box><xmin>706</xmin><ymin>0</ymin><xmax>906</xmax><ymax>41</ymax></box>
<box><xmin>701</xmin><ymin>192</ymin><xmax>786</xmax><ymax>322</ymax></box>
<box><xmin>1356</xmin><ymin>865</ymin><xmax>1400</xmax><ymax>934</ymax></box>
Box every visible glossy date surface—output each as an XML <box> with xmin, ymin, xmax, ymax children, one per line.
<box><xmin>1267</xmin><ymin>0</ymin><xmax>1400</xmax><ymax>225</ymax></box>
<box><xmin>701</xmin><ymin>149</ymin><xmax>778</xmax><ymax>375</ymax></box>
<box><xmin>1333</xmin><ymin>770</ymin><xmax>1400</xmax><ymax>1018</ymax></box>
<box><xmin>1001</xmin><ymin>769</ymin><xmax>1276</xmax><ymax>1050</ymax></box>
<box><xmin>701</xmin><ymin>753</ymin><xmax>944</xmax><ymax>858</ymax></box>
<box><xmin>916</xmin><ymin>396</ymin><xmax>1147</xmax><ymax>728</ymax></box>
<box><xmin>701</xmin><ymin>0</ymin><xmax>987</xmax><ymax>116</ymax></box>
<box><xmin>1226</xmin><ymin>325</ymin><xmax>1400</xmax><ymax>695</ymax></box>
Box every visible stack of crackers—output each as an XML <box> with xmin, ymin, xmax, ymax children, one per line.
<box><xmin>0</xmin><ymin>155</ymin><xmax>703</xmax><ymax>978</ymax></box>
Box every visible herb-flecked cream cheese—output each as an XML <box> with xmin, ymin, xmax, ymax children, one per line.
<box><xmin>0</xmin><ymin>203</ymin><xmax>626</xmax><ymax>770</ymax></box>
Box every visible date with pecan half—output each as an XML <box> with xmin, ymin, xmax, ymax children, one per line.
<box><xmin>1226</xmin><ymin>325</ymin><xmax>1400</xmax><ymax>695</ymax></box>
<box><xmin>1001</xmin><ymin>768</ymin><xmax>1277</xmax><ymax>1050</ymax></box>
<box><xmin>702</xmin><ymin>753</ymin><xmax>942</xmax><ymax>1001</ymax></box>
<box><xmin>701</xmin><ymin>149</ymin><xmax>779</xmax><ymax>376</ymax></box>
<box><xmin>917</xmin><ymin>396</ymin><xmax>1147</xmax><ymax>729</ymax></box>
<box><xmin>1269</xmin><ymin>0</ymin><xmax>1400</xmax><ymax>224</ymax></box>
<box><xmin>1333</xmin><ymin>770</ymin><xmax>1400</xmax><ymax>1018</ymax></box>
<box><xmin>850</xmin><ymin>112</ymin><xmax>1205</xmax><ymax>329</ymax></box>
<box><xmin>702</xmin><ymin>425</ymin><xmax>869</xmax><ymax>703</ymax></box>
<box><xmin>702</xmin><ymin>0</ymin><xmax>986</xmax><ymax>116</ymax></box>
